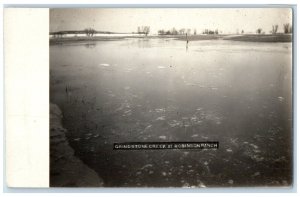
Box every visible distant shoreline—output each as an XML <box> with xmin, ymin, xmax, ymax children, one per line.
<box><xmin>50</xmin><ymin>34</ymin><xmax>292</xmax><ymax>45</ymax></box>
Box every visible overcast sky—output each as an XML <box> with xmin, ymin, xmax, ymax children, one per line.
<box><xmin>50</xmin><ymin>8</ymin><xmax>292</xmax><ymax>34</ymax></box>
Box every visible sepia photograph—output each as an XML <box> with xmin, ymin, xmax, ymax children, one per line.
<box><xmin>49</xmin><ymin>8</ymin><xmax>293</xmax><ymax>187</ymax></box>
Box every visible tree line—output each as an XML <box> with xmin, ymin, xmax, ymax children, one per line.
<box><xmin>157</xmin><ymin>28</ymin><xmax>197</xmax><ymax>35</ymax></box>
<box><xmin>256</xmin><ymin>23</ymin><xmax>292</xmax><ymax>34</ymax></box>
<box><xmin>51</xmin><ymin>23</ymin><xmax>293</xmax><ymax>38</ymax></box>
<box><xmin>157</xmin><ymin>23</ymin><xmax>292</xmax><ymax>36</ymax></box>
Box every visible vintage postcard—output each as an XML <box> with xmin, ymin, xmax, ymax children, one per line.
<box><xmin>49</xmin><ymin>8</ymin><xmax>293</xmax><ymax>187</ymax></box>
<box><xmin>6</xmin><ymin>7</ymin><xmax>294</xmax><ymax>188</ymax></box>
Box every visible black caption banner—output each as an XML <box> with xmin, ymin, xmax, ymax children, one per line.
<box><xmin>113</xmin><ymin>142</ymin><xmax>219</xmax><ymax>150</ymax></box>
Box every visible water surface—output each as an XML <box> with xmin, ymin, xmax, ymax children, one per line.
<box><xmin>50</xmin><ymin>38</ymin><xmax>292</xmax><ymax>187</ymax></box>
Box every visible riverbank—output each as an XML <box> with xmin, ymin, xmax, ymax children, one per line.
<box><xmin>50</xmin><ymin>34</ymin><xmax>292</xmax><ymax>44</ymax></box>
<box><xmin>50</xmin><ymin>103</ymin><xmax>104</xmax><ymax>187</ymax></box>
<box><xmin>221</xmin><ymin>34</ymin><xmax>292</xmax><ymax>42</ymax></box>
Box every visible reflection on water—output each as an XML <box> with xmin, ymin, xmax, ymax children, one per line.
<box><xmin>50</xmin><ymin>38</ymin><xmax>292</xmax><ymax>187</ymax></box>
<box><xmin>84</xmin><ymin>43</ymin><xmax>96</xmax><ymax>49</ymax></box>
<box><xmin>137</xmin><ymin>38</ymin><xmax>151</xmax><ymax>48</ymax></box>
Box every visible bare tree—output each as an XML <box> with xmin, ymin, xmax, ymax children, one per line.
<box><xmin>179</xmin><ymin>28</ymin><xmax>186</xmax><ymax>35</ymax></box>
<box><xmin>283</xmin><ymin>23</ymin><xmax>290</xmax><ymax>33</ymax></box>
<box><xmin>138</xmin><ymin>26</ymin><xmax>150</xmax><ymax>36</ymax></box>
<box><xmin>271</xmin><ymin>25</ymin><xmax>278</xmax><ymax>34</ymax></box>
<box><xmin>145</xmin><ymin>26</ymin><xmax>150</xmax><ymax>36</ymax></box>
<box><xmin>158</xmin><ymin>29</ymin><xmax>165</xmax><ymax>35</ymax></box>
<box><xmin>165</xmin><ymin>30</ymin><xmax>171</xmax><ymax>35</ymax></box>
<box><xmin>203</xmin><ymin>29</ymin><xmax>219</xmax><ymax>35</ymax></box>
<box><xmin>283</xmin><ymin>23</ymin><xmax>292</xmax><ymax>34</ymax></box>
<box><xmin>186</xmin><ymin>29</ymin><xmax>191</xmax><ymax>35</ymax></box>
<box><xmin>84</xmin><ymin>28</ymin><xmax>96</xmax><ymax>37</ymax></box>
<box><xmin>171</xmin><ymin>27</ymin><xmax>178</xmax><ymax>35</ymax></box>
<box><xmin>256</xmin><ymin>28</ymin><xmax>262</xmax><ymax>34</ymax></box>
